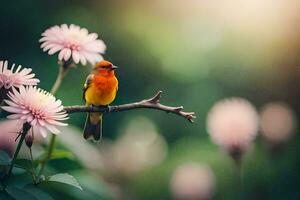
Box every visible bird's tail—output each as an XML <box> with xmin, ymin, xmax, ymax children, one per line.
<box><xmin>83</xmin><ymin>112</ymin><xmax>102</xmax><ymax>141</ymax></box>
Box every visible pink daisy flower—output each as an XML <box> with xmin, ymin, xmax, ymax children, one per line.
<box><xmin>2</xmin><ymin>86</ymin><xmax>68</xmax><ymax>138</ymax></box>
<box><xmin>0</xmin><ymin>60</ymin><xmax>39</xmax><ymax>90</ymax></box>
<box><xmin>207</xmin><ymin>98</ymin><xmax>258</xmax><ymax>158</ymax></box>
<box><xmin>40</xmin><ymin>24</ymin><xmax>106</xmax><ymax>65</ymax></box>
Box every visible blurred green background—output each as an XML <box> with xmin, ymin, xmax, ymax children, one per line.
<box><xmin>1</xmin><ymin>0</ymin><xmax>300</xmax><ymax>199</ymax></box>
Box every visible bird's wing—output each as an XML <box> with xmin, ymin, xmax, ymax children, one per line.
<box><xmin>83</xmin><ymin>74</ymin><xmax>94</xmax><ymax>101</ymax></box>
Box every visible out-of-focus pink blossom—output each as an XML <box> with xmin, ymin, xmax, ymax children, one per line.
<box><xmin>2</xmin><ymin>86</ymin><xmax>68</xmax><ymax>138</ymax></box>
<box><xmin>40</xmin><ymin>24</ymin><xmax>106</xmax><ymax>65</ymax></box>
<box><xmin>260</xmin><ymin>102</ymin><xmax>296</xmax><ymax>144</ymax></box>
<box><xmin>0</xmin><ymin>120</ymin><xmax>20</xmax><ymax>157</ymax></box>
<box><xmin>207</xmin><ymin>98</ymin><xmax>259</xmax><ymax>157</ymax></box>
<box><xmin>0</xmin><ymin>120</ymin><xmax>44</xmax><ymax>157</ymax></box>
<box><xmin>170</xmin><ymin>163</ymin><xmax>216</xmax><ymax>200</ymax></box>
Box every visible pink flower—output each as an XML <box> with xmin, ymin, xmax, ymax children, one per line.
<box><xmin>0</xmin><ymin>60</ymin><xmax>39</xmax><ymax>90</ymax></box>
<box><xmin>0</xmin><ymin>120</ymin><xmax>20</xmax><ymax>157</ymax></box>
<box><xmin>207</xmin><ymin>98</ymin><xmax>258</xmax><ymax>157</ymax></box>
<box><xmin>0</xmin><ymin>120</ymin><xmax>44</xmax><ymax>154</ymax></box>
<box><xmin>260</xmin><ymin>102</ymin><xmax>296</xmax><ymax>144</ymax></box>
<box><xmin>2</xmin><ymin>86</ymin><xmax>68</xmax><ymax>138</ymax></box>
<box><xmin>40</xmin><ymin>24</ymin><xmax>106</xmax><ymax>65</ymax></box>
<box><xmin>170</xmin><ymin>163</ymin><xmax>216</xmax><ymax>200</ymax></box>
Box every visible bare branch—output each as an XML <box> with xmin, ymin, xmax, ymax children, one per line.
<box><xmin>64</xmin><ymin>91</ymin><xmax>196</xmax><ymax>123</ymax></box>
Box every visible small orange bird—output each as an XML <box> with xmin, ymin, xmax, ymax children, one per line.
<box><xmin>83</xmin><ymin>60</ymin><xmax>118</xmax><ymax>141</ymax></box>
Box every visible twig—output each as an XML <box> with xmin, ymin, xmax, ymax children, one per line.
<box><xmin>64</xmin><ymin>91</ymin><xmax>196</xmax><ymax>122</ymax></box>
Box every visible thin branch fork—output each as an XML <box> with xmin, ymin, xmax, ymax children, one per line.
<box><xmin>64</xmin><ymin>91</ymin><xmax>196</xmax><ymax>122</ymax></box>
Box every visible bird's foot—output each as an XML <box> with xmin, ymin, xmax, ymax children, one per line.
<box><xmin>91</xmin><ymin>105</ymin><xmax>109</xmax><ymax>112</ymax></box>
<box><xmin>100</xmin><ymin>105</ymin><xmax>110</xmax><ymax>112</ymax></box>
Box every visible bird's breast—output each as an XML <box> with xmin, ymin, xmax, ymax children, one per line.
<box><xmin>85</xmin><ymin>75</ymin><xmax>118</xmax><ymax>106</ymax></box>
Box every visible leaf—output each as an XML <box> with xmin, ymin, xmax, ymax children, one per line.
<box><xmin>0</xmin><ymin>150</ymin><xmax>11</xmax><ymax>166</ymax></box>
<box><xmin>15</xmin><ymin>159</ymin><xmax>33</xmax><ymax>172</ymax></box>
<box><xmin>36</xmin><ymin>150</ymin><xmax>74</xmax><ymax>163</ymax></box>
<box><xmin>51</xmin><ymin>150</ymin><xmax>74</xmax><ymax>159</ymax></box>
<box><xmin>6</xmin><ymin>186</ymin><xmax>39</xmax><ymax>200</ymax></box>
<box><xmin>46</xmin><ymin>173</ymin><xmax>82</xmax><ymax>190</ymax></box>
<box><xmin>23</xmin><ymin>185</ymin><xmax>54</xmax><ymax>200</ymax></box>
<box><xmin>71</xmin><ymin>171</ymin><xmax>112</xmax><ymax>199</ymax></box>
<box><xmin>12</xmin><ymin>167</ymin><xmax>27</xmax><ymax>175</ymax></box>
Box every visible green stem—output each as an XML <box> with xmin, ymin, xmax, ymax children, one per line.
<box><xmin>233</xmin><ymin>157</ymin><xmax>244</xmax><ymax>198</ymax></box>
<box><xmin>236</xmin><ymin>159</ymin><xmax>243</xmax><ymax>188</ymax></box>
<box><xmin>38</xmin><ymin>135</ymin><xmax>56</xmax><ymax>177</ymax></box>
<box><xmin>29</xmin><ymin>148</ymin><xmax>37</xmax><ymax>185</ymax></box>
<box><xmin>38</xmin><ymin>61</ymin><xmax>71</xmax><ymax>177</ymax></box>
<box><xmin>4</xmin><ymin>123</ymin><xmax>31</xmax><ymax>188</ymax></box>
<box><xmin>50</xmin><ymin>61</ymin><xmax>71</xmax><ymax>95</ymax></box>
<box><xmin>7</xmin><ymin>135</ymin><xmax>25</xmax><ymax>178</ymax></box>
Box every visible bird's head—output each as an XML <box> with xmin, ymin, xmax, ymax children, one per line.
<box><xmin>93</xmin><ymin>60</ymin><xmax>118</xmax><ymax>76</ymax></box>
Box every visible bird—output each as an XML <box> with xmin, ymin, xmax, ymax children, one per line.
<box><xmin>83</xmin><ymin>60</ymin><xmax>118</xmax><ymax>141</ymax></box>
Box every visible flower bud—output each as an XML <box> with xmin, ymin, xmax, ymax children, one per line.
<box><xmin>25</xmin><ymin>134</ymin><xmax>33</xmax><ymax>148</ymax></box>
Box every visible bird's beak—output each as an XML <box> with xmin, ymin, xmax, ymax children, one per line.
<box><xmin>111</xmin><ymin>65</ymin><xmax>118</xmax><ymax>70</ymax></box>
